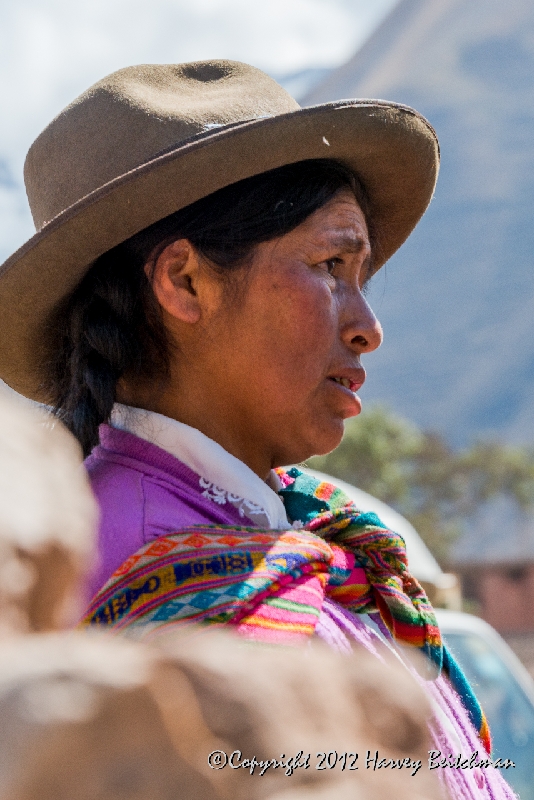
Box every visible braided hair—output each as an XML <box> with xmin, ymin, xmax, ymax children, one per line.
<box><xmin>45</xmin><ymin>159</ymin><xmax>371</xmax><ymax>457</ymax></box>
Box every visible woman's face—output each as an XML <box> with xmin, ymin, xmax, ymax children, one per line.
<box><xmin>150</xmin><ymin>188</ymin><xmax>383</xmax><ymax>478</ymax></box>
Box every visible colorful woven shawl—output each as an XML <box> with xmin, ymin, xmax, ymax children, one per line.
<box><xmin>83</xmin><ymin>467</ymin><xmax>491</xmax><ymax>754</ymax></box>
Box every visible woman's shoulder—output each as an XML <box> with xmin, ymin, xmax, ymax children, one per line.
<box><xmin>86</xmin><ymin>423</ymin><xmax>199</xmax><ymax>483</ymax></box>
<box><xmin>84</xmin><ymin>423</ymin><xmax>260</xmax><ymax>596</ymax></box>
<box><xmin>83</xmin><ymin>424</ymin><xmax>209</xmax><ymax>597</ymax></box>
<box><xmin>86</xmin><ymin>424</ymin><xmax>255</xmax><ymax>517</ymax></box>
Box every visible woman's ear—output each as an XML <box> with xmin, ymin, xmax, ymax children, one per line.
<box><xmin>147</xmin><ymin>239</ymin><xmax>202</xmax><ymax>324</ymax></box>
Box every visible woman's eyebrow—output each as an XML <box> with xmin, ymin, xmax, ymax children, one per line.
<box><xmin>325</xmin><ymin>233</ymin><xmax>370</xmax><ymax>254</ymax></box>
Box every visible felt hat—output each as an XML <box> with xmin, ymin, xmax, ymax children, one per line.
<box><xmin>0</xmin><ymin>60</ymin><xmax>439</xmax><ymax>401</ymax></box>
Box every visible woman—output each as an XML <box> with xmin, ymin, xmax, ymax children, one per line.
<box><xmin>0</xmin><ymin>61</ymin><xmax>514</xmax><ymax>798</ymax></box>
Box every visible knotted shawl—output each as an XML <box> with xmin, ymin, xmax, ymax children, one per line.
<box><xmin>83</xmin><ymin>467</ymin><xmax>491</xmax><ymax>753</ymax></box>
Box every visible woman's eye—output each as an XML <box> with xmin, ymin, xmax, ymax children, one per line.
<box><xmin>320</xmin><ymin>258</ymin><xmax>339</xmax><ymax>275</ymax></box>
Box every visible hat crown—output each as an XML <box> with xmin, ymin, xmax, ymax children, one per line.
<box><xmin>24</xmin><ymin>61</ymin><xmax>300</xmax><ymax>231</ymax></box>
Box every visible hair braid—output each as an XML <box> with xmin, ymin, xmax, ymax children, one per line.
<box><xmin>48</xmin><ymin>247</ymin><xmax>167</xmax><ymax>457</ymax></box>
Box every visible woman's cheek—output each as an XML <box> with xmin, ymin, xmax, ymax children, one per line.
<box><xmin>295</xmin><ymin>282</ymin><xmax>337</xmax><ymax>343</ymax></box>
<box><xmin>255</xmin><ymin>268</ymin><xmax>337</xmax><ymax>367</ymax></box>
<box><xmin>282</xmin><ymin>311</ymin><xmax>337</xmax><ymax>388</ymax></box>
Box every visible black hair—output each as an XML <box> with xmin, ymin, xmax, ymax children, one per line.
<box><xmin>45</xmin><ymin>159</ymin><xmax>371</xmax><ymax>457</ymax></box>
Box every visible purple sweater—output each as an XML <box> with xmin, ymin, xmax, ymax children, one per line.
<box><xmin>86</xmin><ymin>424</ymin><xmax>515</xmax><ymax>800</ymax></box>
<box><xmin>85</xmin><ymin>424</ymin><xmax>253</xmax><ymax>600</ymax></box>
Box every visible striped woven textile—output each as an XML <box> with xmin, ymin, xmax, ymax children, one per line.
<box><xmin>83</xmin><ymin>467</ymin><xmax>491</xmax><ymax>754</ymax></box>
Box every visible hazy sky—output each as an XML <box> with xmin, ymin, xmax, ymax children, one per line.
<box><xmin>0</xmin><ymin>0</ymin><xmax>398</xmax><ymax>261</ymax></box>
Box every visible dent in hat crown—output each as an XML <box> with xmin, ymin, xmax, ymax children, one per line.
<box><xmin>24</xmin><ymin>60</ymin><xmax>300</xmax><ymax>232</ymax></box>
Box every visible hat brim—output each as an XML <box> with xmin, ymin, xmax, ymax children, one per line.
<box><xmin>0</xmin><ymin>100</ymin><xmax>439</xmax><ymax>401</ymax></box>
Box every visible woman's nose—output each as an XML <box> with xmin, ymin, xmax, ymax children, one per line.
<box><xmin>340</xmin><ymin>291</ymin><xmax>383</xmax><ymax>354</ymax></box>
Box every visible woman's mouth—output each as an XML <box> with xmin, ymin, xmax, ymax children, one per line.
<box><xmin>329</xmin><ymin>376</ymin><xmax>363</xmax><ymax>393</ymax></box>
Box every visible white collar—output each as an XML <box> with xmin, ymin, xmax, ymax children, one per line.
<box><xmin>110</xmin><ymin>404</ymin><xmax>290</xmax><ymax>529</ymax></box>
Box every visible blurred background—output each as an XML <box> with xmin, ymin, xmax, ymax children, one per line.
<box><xmin>3</xmin><ymin>0</ymin><xmax>534</xmax><ymax>787</ymax></box>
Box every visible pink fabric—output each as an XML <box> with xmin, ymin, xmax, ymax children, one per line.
<box><xmin>235</xmin><ymin>573</ymin><xmax>326</xmax><ymax>643</ymax></box>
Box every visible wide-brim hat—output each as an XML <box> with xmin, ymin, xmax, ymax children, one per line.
<box><xmin>0</xmin><ymin>60</ymin><xmax>439</xmax><ymax>402</ymax></box>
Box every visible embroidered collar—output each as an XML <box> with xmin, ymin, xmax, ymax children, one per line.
<box><xmin>110</xmin><ymin>404</ymin><xmax>290</xmax><ymax>529</ymax></box>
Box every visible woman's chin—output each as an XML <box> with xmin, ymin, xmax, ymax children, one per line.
<box><xmin>281</xmin><ymin>421</ymin><xmax>345</xmax><ymax>465</ymax></box>
<box><xmin>318</xmin><ymin>407</ymin><xmax>358</xmax><ymax>452</ymax></box>
<box><xmin>311</xmin><ymin>431</ymin><xmax>345</xmax><ymax>459</ymax></box>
